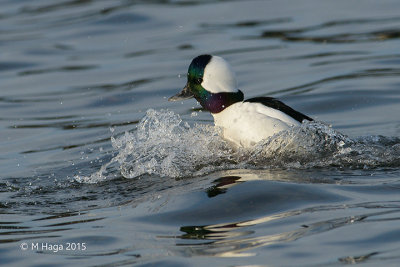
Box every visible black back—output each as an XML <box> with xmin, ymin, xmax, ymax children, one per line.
<box><xmin>245</xmin><ymin>97</ymin><xmax>313</xmax><ymax>123</ymax></box>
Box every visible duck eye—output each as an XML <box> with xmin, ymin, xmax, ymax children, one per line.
<box><xmin>196</xmin><ymin>77</ymin><xmax>203</xmax><ymax>84</ymax></box>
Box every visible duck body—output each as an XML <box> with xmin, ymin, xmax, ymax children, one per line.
<box><xmin>169</xmin><ymin>54</ymin><xmax>312</xmax><ymax>148</ymax></box>
<box><xmin>213</xmin><ymin>101</ymin><xmax>301</xmax><ymax>147</ymax></box>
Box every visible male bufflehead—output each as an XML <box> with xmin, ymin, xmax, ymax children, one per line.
<box><xmin>169</xmin><ymin>54</ymin><xmax>312</xmax><ymax>147</ymax></box>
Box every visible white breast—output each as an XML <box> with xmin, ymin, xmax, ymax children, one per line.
<box><xmin>212</xmin><ymin>102</ymin><xmax>301</xmax><ymax>147</ymax></box>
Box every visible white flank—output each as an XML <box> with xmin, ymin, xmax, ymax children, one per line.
<box><xmin>212</xmin><ymin>102</ymin><xmax>301</xmax><ymax>147</ymax></box>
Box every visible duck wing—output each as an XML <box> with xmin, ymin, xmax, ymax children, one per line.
<box><xmin>245</xmin><ymin>97</ymin><xmax>313</xmax><ymax>123</ymax></box>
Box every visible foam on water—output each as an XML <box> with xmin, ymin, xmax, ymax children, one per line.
<box><xmin>74</xmin><ymin>109</ymin><xmax>400</xmax><ymax>183</ymax></box>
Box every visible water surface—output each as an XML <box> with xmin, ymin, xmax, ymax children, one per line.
<box><xmin>1</xmin><ymin>0</ymin><xmax>400</xmax><ymax>266</ymax></box>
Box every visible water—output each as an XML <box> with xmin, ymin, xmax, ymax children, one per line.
<box><xmin>1</xmin><ymin>0</ymin><xmax>400</xmax><ymax>266</ymax></box>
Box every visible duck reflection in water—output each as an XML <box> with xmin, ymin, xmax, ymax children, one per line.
<box><xmin>159</xmin><ymin>171</ymin><xmax>363</xmax><ymax>258</ymax></box>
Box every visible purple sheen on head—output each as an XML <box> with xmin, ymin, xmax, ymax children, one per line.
<box><xmin>195</xmin><ymin>90</ymin><xmax>244</xmax><ymax>113</ymax></box>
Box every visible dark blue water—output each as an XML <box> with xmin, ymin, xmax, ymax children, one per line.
<box><xmin>1</xmin><ymin>0</ymin><xmax>400</xmax><ymax>266</ymax></box>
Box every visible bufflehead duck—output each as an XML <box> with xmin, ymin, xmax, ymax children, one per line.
<box><xmin>169</xmin><ymin>54</ymin><xmax>312</xmax><ymax>147</ymax></box>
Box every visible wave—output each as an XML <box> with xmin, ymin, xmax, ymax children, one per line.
<box><xmin>74</xmin><ymin>109</ymin><xmax>400</xmax><ymax>183</ymax></box>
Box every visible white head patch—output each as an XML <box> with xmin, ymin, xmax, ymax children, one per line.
<box><xmin>201</xmin><ymin>56</ymin><xmax>238</xmax><ymax>93</ymax></box>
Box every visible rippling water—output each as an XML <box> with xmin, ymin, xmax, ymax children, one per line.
<box><xmin>2</xmin><ymin>0</ymin><xmax>400</xmax><ymax>266</ymax></box>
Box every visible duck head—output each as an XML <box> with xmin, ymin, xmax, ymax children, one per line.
<box><xmin>169</xmin><ymin>54</ymin><xmax>244</xmax><ymax>113</ymax></box>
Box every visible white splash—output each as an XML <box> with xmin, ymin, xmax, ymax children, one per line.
<box><xmin>75</xmin><ymin>109</ymin><xmax>400</xmax><ymax>183</ymax></box>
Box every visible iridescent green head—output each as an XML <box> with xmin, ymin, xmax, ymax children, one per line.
<box><xmin>169</xmin><ymin>55</ymin><xmax>243</xmax><ymax>113</ymax></box>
